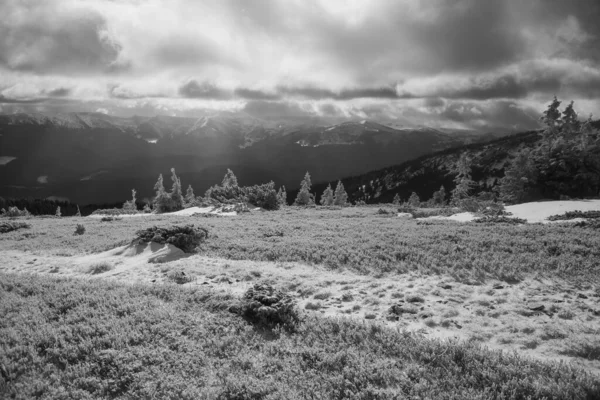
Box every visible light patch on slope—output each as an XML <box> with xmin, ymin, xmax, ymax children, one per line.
<box><xmin>37</xmin><ymin>175</ymin><xmax>48</xmax><ymax>184</ymax></box>
<box><xmin>0</xmin><ymin>156</ymin><xmax>16</xmax><ymax>165</ymax></box>
<box><xmin>80</xmin><ymin>171</ymin><xmax>107</xmax><ymax>181</ymax></box>
<box><xmin>505</xmin><ymin>200</ymin><xmax>600</xmax><ymax>223</ymax></box>
<box><xmin>145</xmin><ymin>139</ymin><xmax>158</xmax><ymax>144</ymax></box>
<box><xmin>418</xmin><ymin>200</ymin><xmax>600</xmax><ymax>224</ymax></box>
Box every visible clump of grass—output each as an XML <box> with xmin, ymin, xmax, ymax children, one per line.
<box><xmin>167</xmin><ymin>270</ymin><xmax>194</xmax><ymax>284</ymax></box>
<box><xmin>364</xmin><ymin>313</ymin><xmax>377</xmax><ymax>320</ymax></box>
<box><xmin>341</xmin><ymin>293</ymin><xmax>354</xmax><ymax>302</ymax></box>
<box><xmin>405</xmin><ymin>294</ymin><xmax>425</xmax><ymax>303</ymax></box>
<box><xmin>557</xmin><ymin>309</ymin><xmax>575</xmax><ymax>320</ymax></box>
<box><xmin>88</xmin><ymin>262</ymin><xmax>113</xmax><ymax>274</ymax></box>
<box><xmin>304</xmin><ymin>302</ymin><xmax>322</xmax><ymax>310</ymax></box>
<box><xmin>313</xmin><ymin>291</ymin><xmax>332</xmax><ymax>300</ymax></box>
<box><xmin>560</xmin><ymin>339</ymin><xmax>600</xmax><ymax>361</ymax></box>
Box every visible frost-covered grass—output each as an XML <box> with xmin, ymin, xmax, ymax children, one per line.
<box><xmin>2</xmin><ymin>207</ymin><xmax>600</xmax><ymax>283</ymax></box>
<box><xmin>1</xmin><ymin>273</ymin><xmax>599</xmax><ymax>399</ymax></box>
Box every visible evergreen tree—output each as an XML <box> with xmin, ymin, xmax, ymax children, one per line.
<box><xmin>170</xmin><ymin>168</ymin><xmax>184</xmax><ymax>210</ymax></box>
<box><xmin>392</xmin><ymin>193</ymin><xmax>401</xmax><ymax>205</ymax></box>
<box><xmin>185</xmin><ymin>184</ymin><xmax>195</xmax><ymax>206</ymax></box>
<box><xmin>55</xmin><ymin>206</ymin><xmax>61</xmax><ymax>217</ymax></box>
<box><xmin>451</xmin><ymin>154</ymin><xmax>476</xmax><ymax>203</ymax></box>
<box><xmin>432</xmin><ymin>186</ymin><xmax>446</xmax><ymax>205</ymax></box>
<box><xmin>497</xmin><ymin>148</ymin><xmax>537</xmax><ymax>204</ymax></box>
<box><xmin>320</xmin><ymin>184</ymin><xmax>334</xmax><ymax>206</ymax></box>
<box><xmin>153</xmin><ymin>173</ymin><xmax>172</xmax><ymax>213</ymax></box>
<box><xmin>222</xmin><ymin>169</ymin><xmax>239</xmax><ymax>187</ymax></box>
<box><xmin>561</xmin><ymin>100</ymin><xmax>580</xmax><ymax>135</ymax></box>
<box><xmin>294</xmin><ymin>172</ymin><xmax>314</xmax><ymax>206</ymax></box>
<box><xmin>277</xmin><ymin>186</ymin><xmax>287</xmax><ymax>206</ymax></box>
<box><xmin>408</xmin><ymin>192</ymin><xmax>420</xmax><ymax>207</ymax></box>
<box><xmin>123</xmin><ymin>189</ymin><xmax>137</xmax><ymax>211</ymax></box>
<box><xmin>75</xmin><ymin>205</ymin><xmax>82</xmax><ymax>217</ymax></box>
<box><xmin>333</xmin><ymin>181</ymin><xmax>348</xmax><ymax>206</ymax></box>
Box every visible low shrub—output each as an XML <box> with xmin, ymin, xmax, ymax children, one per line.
<box><xmin>133</xmin><ymin>225</ymin><xmax>209</xmax><ymax>253</ymax></box>
<box><xmin>73</xmin><ymin>224</ymin><xmax>85</xmax><ymax>235</ymax></box>
<box><xmin>100</xmin><ymin>216</ymin><xmax>122</xmax><ymax>222</ymax></box>
<box><xmin>475</xmin><ymin>216</ymin><xmax>527</xmax><ymax>224</ymax></box>
<box><xmin>0</xmin><ymin>221</ymin><xmax>31</xmax><ymax>233</ymax></box>
<box><xmin>232</xmin><ymin>283</ymin><xmax>300</xmax><ymax>331</ymax></box>
<box><xmin>548</xmin><ymin>210</ymin><xmax>600</xmax><ymax>221</ymax></box>
<box><xmin>88</xmin><ymin>262</ymin><xmax>113</xmax><ymax>274</ymax></box>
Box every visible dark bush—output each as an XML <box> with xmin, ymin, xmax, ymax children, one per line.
<box><xmin>232</xmin><ymin>283</ymin><xmax>300</xmax><ymax>331</ymax></box>
<box><xmin>133</xmin><ymin>225</ymin><xmax>209</xmax><ymax>253</ymax></box>
<box><xmin>74</xmin><ymin>224</ymin><xmax>85</xmax><ymax>235</ymax></box>
<box><xmin>0</xmin><ymin>221</ymin><xmax>31</xmax><ymax>233</ymax></box>
<box><xmin>548</xmin><ymin>210</ymin><xmax>600</xmax><ymax>221</ymax></box>
<box><xmin>1</xmin><ymin>206</ymin><xmax>31</xmax><ymax>218</ymax></box>
<box><xmin>243</xmin><ymin>182</ymin><xmax>280</xmax><ymax>210</ymax></box>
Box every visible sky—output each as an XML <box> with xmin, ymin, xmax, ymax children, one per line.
<box><xmin>1</xmin><ymin>0</ymin><xmax>600</xmax><ymax>132</ymax></box>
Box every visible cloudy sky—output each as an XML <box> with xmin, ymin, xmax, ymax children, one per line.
<box><xmin>1</xmin><ymin>0</ymin><xmax>600</xmax><ymax>131</ymax></box>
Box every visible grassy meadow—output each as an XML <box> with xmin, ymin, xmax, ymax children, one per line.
<box><xmin>1</xmin><ymin>206</ymin><xmax>600</xmax><ymax>398</ymax></box>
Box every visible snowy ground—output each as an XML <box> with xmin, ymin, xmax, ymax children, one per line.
<box><xmin>88</xmin><ymin>206</ymin><xmax>238</xmax><ymax>218</ymax></box>
<box><xmin>418</xmin><ymin>200</ymin><xmax>600</xmax><ymax>223</ymax></box>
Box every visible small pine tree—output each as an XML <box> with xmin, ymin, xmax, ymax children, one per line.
<box><xmin>170</xmin><ymin>168</ymin><xmax>184</xmax><ymax>211</ymax></box>
<box><xmin>55</xmin><ymin>206</ymin><xmax>61</xmax><ymax>217</ymax></box>
<box><xmin>392</xmin><ymin>193</ymin><xmax>401</xmax><ymax>205</ymax></box>
<box><xmin>408</xmin><ymin>192</ymin><xmax>420</xmax><ymax>207</ymax></box>
<box><xmin>320</xmin><ymin>184</ymin><xmax>334</xmax><ymax>206</ymax></box>
<box><xmin>294</xmin><ymin>172</ymin><xmax>315</xmax><ymax>206</ymax></box>
<box><xmin>185</xmin><ymin>184</ymin><xmax>195</xmax><ymax>206</ymax></box>
<box><xmin>561</xmin><ymin>100</ymin><xmax>580</xmax><ymax>135</ymax></box>
<box><xmin>75</xmin><ymin>205</ymin><xmax>82</xmax><ymax>217</ymax></box>
<box><xmin>277</xmin><ymin>186</ymin><xmax>287</xmax><ymax>207</ymax></box>
<box><xmin>153</xmin><ymin>173</ymin><xmax>172</xmax><ymax>213</ymax></box>
<box><xmin>333</xmin><ymin>181</ymin><xmax>348</xmax><ymax>206</ymax></box>
<box><xmin>432</xmin><ymin>186</ymin><xmax>446</xmax><ymax>206</ymax></box>
<box><xmin>497</xmin><ymin>149</ymin><xmax>537</xmax><ymax>204</ymax></box>
<box><xmin>222</xmin><ymin>169</ymin><xmax>239</xmax><ymax>188</ymax></box>
<box><xmin>451</xmin><ymin>154</ymin><xmax>476</xmax><ymax>203</ymax></box>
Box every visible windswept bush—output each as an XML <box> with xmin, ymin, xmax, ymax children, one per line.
<box><xmin>0</xmin><ymin>221</ymin><xmax>31</xmax><ymax>233</ymax></box>
<box><xmin>231</xmin><ymin>283</ymin><xmax>300</xmax><ymax>331</ymax></box>
<box><xmin>1</xmin><ymin>206</ymin><xmax>31</xmax><ymax>218</ymax></box>
<box><xmin>133</xmin><ymin>225</ymin><xmax>209</xmax><ymax>253</ymax></box>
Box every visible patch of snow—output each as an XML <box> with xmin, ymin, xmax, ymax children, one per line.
<box><xmin>145</xmin><ymin>138</ymin><xmax>158</xmax><ymax>144</ymax></box>
<box><xmin>505</xmin><ymin>200</ymin><xmax>600</xmax><ymax>223</ymax></box>
<box><xmin>0</xmin><ymin>156</ymin><xmax>16</xmax><ymax>166</ymax></box>
<box><xmin>397</xmin><ymin>213</ymin><xmax>413</xmax><ymax>218</ymax></box>
<box><xmin>420</xmin><ymin>212</ymin><xmax>476</xmax><ymax>222</ymax></box>
<box><xmin>37</xmin><ymin>175</ymin><xmax>48</xmax><ymax>184</ymax></box>
<box><xmin>325</xmin><ymin>126</ymin><xmax>337</xmax><ymax>131</ymax></box>
<box><xmin>360</xmin><ymin>120</ymin><xmax>366</xmax><ymax>124</ymax></box>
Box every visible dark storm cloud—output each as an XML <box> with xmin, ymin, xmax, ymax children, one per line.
<box><xmin>243</xmin><ymin>100</ymin><xmax>319</xmax><ymax>122</ymax></box>
<box><xmin>0</xmin><ymin>2</ymin><xmax>122</xmax><ymax>75</ymax></box>
<box><xmin>44</xmin><ymin>88</ymin><xmax>71</xmax><ymax>97</ymax></box>
<box><xmin>234</xmin><ymin>88</ymin><xmax>281</xmax><ymax>101</ymax></box>
<box><xmin>179</xmin><ymin>81</ymin><xmax>232</xmax><ymax>100</ymax></box>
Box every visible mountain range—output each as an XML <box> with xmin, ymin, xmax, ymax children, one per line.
<box><xmin>0</xmin><ymin>111</ymin><xmax>506</xmax><ymax>205</ymax></box>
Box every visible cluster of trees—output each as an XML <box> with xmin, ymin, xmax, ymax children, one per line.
<box><xmin>497</xmin><ymin>97</ymin><xmax>600</xmax><ymax>203</ymax></box>
<box><xmin>293</xmin><ymin>172</ymin><xmax>349</xmax><ymax>207</ymax></box>
<box><xmin>151</xmin><ymin>168</ymin><xmax>285</xmax><ymax>212</ymax></box>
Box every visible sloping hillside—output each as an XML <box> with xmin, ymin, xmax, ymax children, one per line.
<box><xmin>314</xmin><ymin>118</ymin><xmax>600</xmax><ymax>205</ymax></box>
